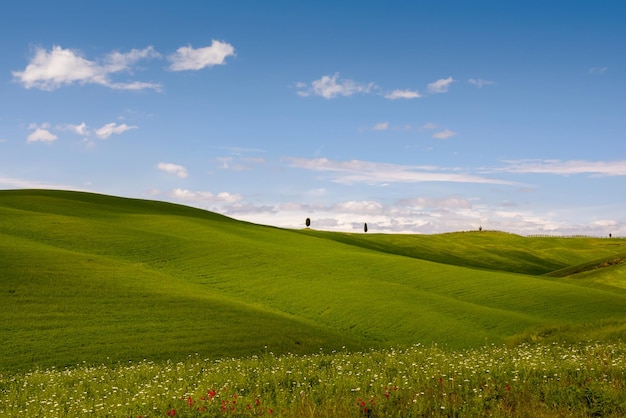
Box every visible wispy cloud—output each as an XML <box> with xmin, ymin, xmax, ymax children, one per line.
<box><xmin>12</xmin><ymin>45</ymin><xmax>162</xmax><ymax>91</ymax></box>
<box><xmin>497</xmin><ymin>159</ymin><xmax>626</xmax><ymax>176</ymax></box>
<box><xmin>287</xmin><ymin>157</ymin><xmax>515</xmax><ymax>185</ymax></box>
<box><xmin>0</xmin><ymin>176</ymin><xmax>82</xmax><ymax>190</ymax></box>
<box><xmin>94</xmin><ymin>122</ymin><xmax>137</xmax><ymax>139</ymax></box>
<box><xmin>297</xmin><ymin>74</ymin><xmax>461</xmax><ymax>99</ymax></box>
<box><xmin>372</xmin><ymin>122</ymin><xmax>389</xmax><ymax>131</ymax></box>
<box><xmin>384</xmin><ymin>89</ymin><xmax>421</xmax><ymax>99</ymax></box>
<box><xmin>157</xmin><ymin>162</ymin><xmax>188</xmax><ymax>178</ymax></box>
<box><xmin>170</xmin><ymin>188</ymin><xmax>242</xmax><ymax>203</ymax></box>
<box><xmin>58</xmin><ymin>122</ymin><xmax>88</xmax><ymax>135</ymax></box>
<box><xmin>432</xmin><ymin>129</ymin><xmax>456</xmax><ymax>139</ymax></box>
<box><xmin>398</xmin><ymin>196</ymin><xmax>473</xmax><ymax>210</ymax></box>
<box><xmin>427</xmin><ymin>76</ymin><xmax>455</xmax><ymax>93</ymax></box>
<box><xmin>167</xmin><ymin>40</ymin><xmax>235</xmax><ymax>71</ymax></box>
<box><xmin>468</xmin><ymin>78</ymin><xmax>495</xmax><ymax>88</ymax></box>
<box><xmin>296</xmin><ymin>73</ymin><xmax>377</xmax><ymax>98</ymax></box>
<box><xmin>589</xmin><ymin>66</ymin><xmax>608</xmax><ymax>75</ymax></box>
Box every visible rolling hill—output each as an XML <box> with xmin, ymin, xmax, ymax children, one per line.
<box><xmin>1</xmin><ymin>189</ymin><xmax>626</xmax><ymax>373</ymax></box>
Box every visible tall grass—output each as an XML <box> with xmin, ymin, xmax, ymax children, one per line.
<box><xmin>1</xmin><ymin>341</ymin><xmax>624</xmax><ymax>417</ymax></box>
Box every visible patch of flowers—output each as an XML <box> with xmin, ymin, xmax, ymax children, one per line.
<box><xmin>1</xmin><ymin>341</ymin><xmax>625</xmax><ymax>416</ymax></box>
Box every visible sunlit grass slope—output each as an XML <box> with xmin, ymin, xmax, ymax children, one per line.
<box><xmin>2</xmin><ymin>189</ymin><xmax>626</xmax><ymax>373</ymax></box>
<box><xmin>301</xmin><ymin>229</ymin><xmax>626</xmax><ymax>275</ymax></box>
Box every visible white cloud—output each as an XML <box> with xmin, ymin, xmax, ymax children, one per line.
<box><xmin>60</xmin><ymin>122</ymin><xmax>88</xmax><ymax>135</ymax></box>
<box><xmin>497</xmin><ymin>159</ymin><xmax>626</xmax><ymax>176</ymax></box>
<box><xmin>427</xmin><ymin>76</ymin><xmax>455</xmax><ymax>93</ymax></box>
<box><xmin>157</xmin><ymin>162</ymin><xmax>188</xmax><ymax>178</ymax></box>
<box><xmin>332</xmin><ymin>200</ymin><xmax>384</xmax><ymax>215</ymax></box>
<box><xmin>399</xmin><ymin>196</ymin><xmax>473</xmax><ymax>210</ymax></box>
<box><xmin>168</xmin><ymin>40</ymin><xmax>235</xmax><ymax>71</ymax></box>
<box><xmin>468</xmin><ymin>78</ymin><xmax>495</xmax><ymax>88</ymax></box>
<box><xmin>421</xmin><ymin>122</ymin><xmax>438</xmax><ymax>130</ymax></box>
<box><xmin>26</xmin><ymin>124</ymin><xmax>57</xmax><ymax>143</ymax></box>
<box><xmin>297</xmin><ymin>73</ymin><xmax>377</xmax><ymax>99</ymax></box>
<box><xmin>104</xmin><ymin>46</ymin><xmax>161</xmax><ymax>73</ymax></box>
<box><xmin>170</xmin><ymin>188</ymin><xmax>242</xmax><ymax>203</ymax></box>
<box><xmin>12</xmin><ymin>45</ymin><xmax>162</xmax><ymax>91</ymax></box>
<box><xmin>384</xmin><ymin>89</ymin><xmax>421</xmax><ymax>99</ymax></box>
<box><xmin>373</xmin><ymin>122</ymin><xmax>389</xmax><ymax>131</ymax></box>
<box><xmin>95</xmin><ymin>122</ymin><xmax>137</xmax><ymax>139</ymax></box>
<box><xmin>432</xmin><ymin>129</ymin><xmax>456</xmax><ymax>139</ymax></box>
<box><xmin>0</xmin><ymin>176</ymin><xmax>84</xmax><ymax>191</ymax></box>
<box><xmin>287</xmin><ymin>157</ymin><xmax>516</xmax><ymax>185</ymax></box>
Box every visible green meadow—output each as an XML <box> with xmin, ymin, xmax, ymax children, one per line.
<box><xmin>1</xmin><ymin>189</ymin><xmax>626</xmax><ymax>416</ymax></box>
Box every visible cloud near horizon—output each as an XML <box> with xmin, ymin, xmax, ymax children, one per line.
<box><xmin>170</xmin><ymin>188</ymin><xmax>242</xmax><ymax>203</ymax></box>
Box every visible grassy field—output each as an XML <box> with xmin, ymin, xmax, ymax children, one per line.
<box><xmin>1</xmin><ymin>189</ymin><xmax>626</xmax><ymax>375</ymax></box>
<box><xmin>2</xmin><ymin>189</ymin><xmax>626</xmax><ymax>416</ymax></box>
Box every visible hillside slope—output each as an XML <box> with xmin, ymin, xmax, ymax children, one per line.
<box><xmin>2</xmin><ymin>189</ymin><xmax>626</xmax><ymax>372</ymax></box>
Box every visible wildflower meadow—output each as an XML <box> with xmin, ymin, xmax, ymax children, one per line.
<box><xmin>2</xmin><ymin>341</ymin><xmax>625</xmax><ymax>417</ymax></box>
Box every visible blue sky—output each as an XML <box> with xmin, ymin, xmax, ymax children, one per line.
<box><xmin>2</xmin><ymin>1</ymin><xmax>625</xmax><ymax>235</ymax></box>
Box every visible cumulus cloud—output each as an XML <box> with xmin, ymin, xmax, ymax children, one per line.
<box><xmin>432</xmin><ymin>129</ymin><xmax>456</xmax><ymax>139</ymax></box>
<box><xmin>427</xmin><ymin>76</ymin><xmax>455</xmax><ymax>93</ymax></box>
<box><xmin>384</xmin><ymin>89</ymin><xmax>421</xmax><ymax>99</ymax></box>
<box><xmin>468</xmin><ymin>78</ymin><xmax>495</xmax><ymax>88</ymax></box>
<box><xmin>297</xmin><ymin>73</ymin><xmax>377</xmax><ymax>99</ymax></box>
<box><xmin>27</xmin><ymin>127</ymin><xmax>57</xmax><ymax>143</ymax></box>
<box><xmin>287</xmin><ymin>157</ymin><xmax>516</xmax><ymax>185</ymax></box>
<box><xmin>168</xmin><ymin>40</ymin><xmax>235</xmax><ymax>71</ymax></box>
<box><xmin>94</xmin><ymin>122</ymin><xmax>137</xmax><ymax>139</ymax></box>
<box><xmin>12</xmin><ymin>45</ymin><xmax>162</xmax><ymax>91</ymax></box>
<box><xmin>158</xmin><ymin>163</ymin><xmax>188</xmax><ymax>178</ymax></box>
<box><xmin>497</xmin><ymin>159</ymin><xmax>626</xmax><ymax>176</ymax></box>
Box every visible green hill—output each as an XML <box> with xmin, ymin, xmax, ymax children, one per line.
<box><xmin>1</xmin><ymin>189</ymin><xmax>626</xmax><ymax>373</ymax></box>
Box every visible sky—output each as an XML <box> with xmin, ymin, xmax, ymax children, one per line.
<box><xmin>1</xmin><ymin>1</ymin><xmax>625</xmax><ymax>236</ymax></box>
